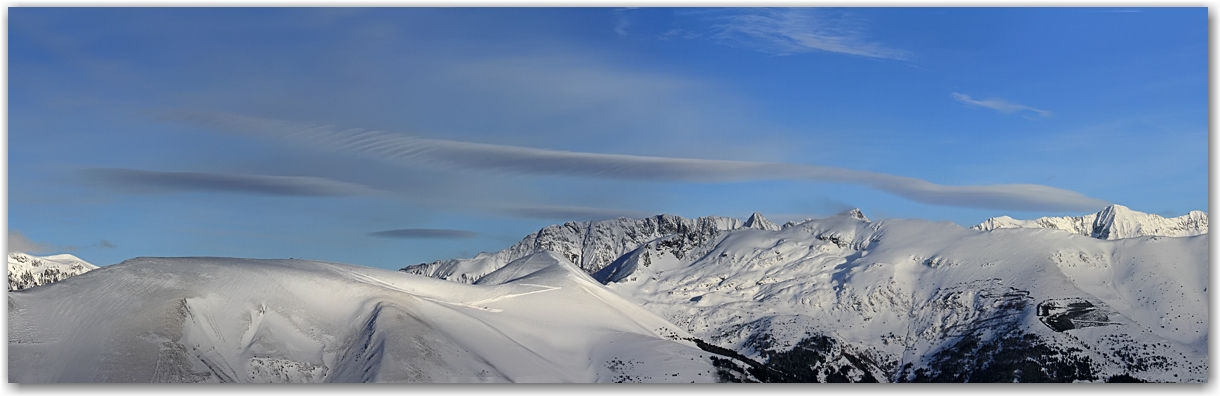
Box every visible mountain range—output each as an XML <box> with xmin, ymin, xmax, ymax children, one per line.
<box><xmin>972</xmin><ymin>204</ymin><xmax>1206</xmax><ymax>240</ymax></box>
<box><xmin>402</xmin><ymin>205</ymin><xmax>1207</xmax><ymax>382</ymax></box>
<box><xmin>7</xmin><ymin>204</ymin><xmax>1209</xmax><ymax>382</ymax></box>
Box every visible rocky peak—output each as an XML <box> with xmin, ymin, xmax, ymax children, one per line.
<box><xmin>835</xmin><ymin>208</ymin><xmax>869</xmax><ymax>222</ymax></box>
<box><xmin>743</xmin><ymin>212</ymin><xmax>780</xmax><ymax>231</ymax></box>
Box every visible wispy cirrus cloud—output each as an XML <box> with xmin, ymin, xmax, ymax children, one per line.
<box><xmin>369</xmin><ymin>229</ymin><xmax>477</xmax><ymax>240</ymax></box>
<box><xmin>157</xmin><ymin>110</ymin><xmax>1110</xmax><ymax>212</ymax></box>
<box><xmin>81</xmin><ymin>168</ymin><xmax>382</xmax><ymax>197</ymax></box>
<box><xmin>952</xmin><ymin>92</ymin><xmax>1053</xmax><ymax>118</ymax></box>
<box><xmin>709</xmin><ymin>8</ymin><xmax>908</xmax><ymax>59</ymax></box>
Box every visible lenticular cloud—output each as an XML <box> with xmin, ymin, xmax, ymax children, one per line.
<box><xmin>157</xmin><ymin>110</ymin><xmax>1109</xmax><ymax>212</ymax></box>
<box><xmin>82</xmin><ymin>168</ymin><xmax>381</xmax><ymax>197</ymax></box>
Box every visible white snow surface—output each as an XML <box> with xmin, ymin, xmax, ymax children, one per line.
<box><xmin>8</xmin><ymin>253</ymin><xmax>99</xmax><ymax>291</ymax></box>
<box><xmin>9</xmin><ymin>254</ymin><xmax>718</xmax><ymax>383</ymax></box>
<box><xmin>973</xmin><ymin>204</ymin><xmax>1207</xmax><ymax>240</ymax></box>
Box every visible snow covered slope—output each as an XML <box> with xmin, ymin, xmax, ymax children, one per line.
<box><xmin>9</xmin><ymin>254</ymin><xmax>720</xmax><ymax>383</ymax></box>
<box><xmin>973</xmin><ymin>204</ymin><xmax>1207</xmax><ymax>240</ymax></box>
<box><xmin>8</xmin><ymin>253</ymin><xmax>99</xmax><ymax>291</ymax></box>
<box><xmin>402</xmin><ymin>214</ymin><xmax>744</xmax><ymax>283</ymax></box>
<box><xmin>415</xmin><ymin>208</ymin><xmax>1208</xmax><ymax>382</ymax></box>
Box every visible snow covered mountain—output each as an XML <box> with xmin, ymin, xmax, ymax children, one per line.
<box><xmin>973</xmin><ymin>204</ymin><xmax>1207</xmax><ymax>240</ymax></box>
<box><xmin>408</xmin><ymin>207</ymin><xmax>1208</xmax><ymax>382</ymax></box>
<box><xmin>10</xmin><ymin>205</ymin><xmax>1206</xmax><ymax>382</ymax></box>
<box><xmin>10</xmin><ymin>254</ymin><xmax>721</xmax><ymax>383</ymax></box>
<box><xmin>8</xmin><ymin>253</ymin><xmax>99</xmax><ymax>291</ymax></box>
<box><xmin>402</xmin><ymin>214</ymin><xmax>744</xmax><ymax>283</ymax></box>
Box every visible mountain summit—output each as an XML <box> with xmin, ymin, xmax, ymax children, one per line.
<box><xmin>743</xmin><ymin>212</ymin><xmax>780</xmax><ymax>231</ymax></box>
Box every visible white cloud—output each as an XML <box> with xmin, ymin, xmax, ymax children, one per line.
<box><xmin>710</xmin><ymin>8</ymin><xmax>907</xmax><ymax>59</ymax></box>
<box><xmin>159</xmin><ymin>110</ymin><xmax>1110</xmax><ymax>213</ymax></box>
<box><xmin>952</xmin><ymin>92</ymin><xmax>1052</xmax><ymax>118</ymax></box>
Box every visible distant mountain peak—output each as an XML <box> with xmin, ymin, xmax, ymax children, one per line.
<box><xmin>744</xmin><ymin>212</ymin><xmax>780</xmax><ymax>231</ymax></box>
<box><xmin>973</xmin><ymin>204</ymin><xmax>1207</xmax><ymax>240</ymax></box>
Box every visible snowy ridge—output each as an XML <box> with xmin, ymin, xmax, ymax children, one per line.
<box><xmin>402</xmin><ymin>214</ymin><xmax>750</xmax><ymax>283</ymax></box>
<box><xmin>8</xmin><ymin>253</ymin><xmax>99</xmax><ymax>291</ymax></box>
<box><xmin>973</xmin><ymin>204</ymin><xmax>1207</xmax><ymax>240</ymax></box>
<box><xmin>9</xmin><ymin>255</ymin><xmax>721</xmax><ymax>383</ymax></box>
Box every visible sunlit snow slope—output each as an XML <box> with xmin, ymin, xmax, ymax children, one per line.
<box><xmin>8</xmin><ymin>253</ymin><xmax>98</xmax><ymax>291</ymax></box>
<box><xmin>9</xmin><ymin>254</ymin><xmax>719</xmax><ymax>383</ymax></box>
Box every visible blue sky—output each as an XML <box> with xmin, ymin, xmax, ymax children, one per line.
<box><xmin>8</xmin><ymin>7</ymin><xmax>1208</xmax><ymax>270</ymax></box>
